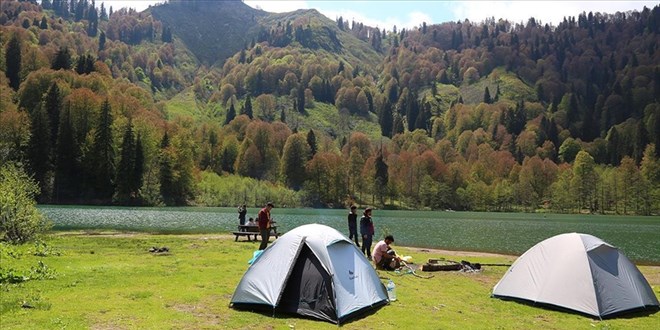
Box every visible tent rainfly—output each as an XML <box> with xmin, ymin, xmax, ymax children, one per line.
<box><xmin>492</xmin><ymin>232</ymin><xmax>659</xmax><ymax>318</ymax></box>
<box><xmin>230</xmin><ymin>224</ymin><xmax>388</xmax><ymax>324</ymax></box>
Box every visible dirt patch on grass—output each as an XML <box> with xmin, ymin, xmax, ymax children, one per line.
<box><xmin>409</xmin><ymin>247</ymin><xmax>518</xmax><ymax>259</ymax></box>
<box><xmin>91</xmin><ymin>322</ymin><xmax>128</xmax><ymax>330</ymax></box>
<box><xmin>639</xmin><ymin>266</ymin><xmax>660</xmax><ymax>286</ymax></box>
<box><xmin>172</xmin><ymin>303</ymin><xmax>223</xmax><ymax>326</ymax></box>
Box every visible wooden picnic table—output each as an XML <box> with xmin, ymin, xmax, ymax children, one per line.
<box><xmin>233</xmin><ymin>225</ymin><xmax>279</xmax><ymax>242</ymax></box>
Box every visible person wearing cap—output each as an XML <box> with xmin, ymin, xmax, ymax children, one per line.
<box><xmin>258</xmin><ymin>202</ymin><xmax>274</xmax><ymax>250</ymax></box>
<box><xmin>347</xmin><ymin>205</ymin><xmax>360</xmax><ymax>247</ymax></box>
<box><xmin>373</xmin><ymin>235</ymin><xmax>401</xmax><ymax>270</ymax></box>
<box><xmin>360</xmin><ymin>208</ymin><xmax>375</xmax><ymax>260</ymax></box>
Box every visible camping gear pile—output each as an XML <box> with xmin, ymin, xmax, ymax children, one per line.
<box><xmin>421</xmin><ymin>258</ymin><xmax>481</xmax><ymax>272</ymax></box>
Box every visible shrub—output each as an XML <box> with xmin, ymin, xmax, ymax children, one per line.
<box><xmin>0</xmin><ymin>163</ymin><xmax>52</xmax><ymax>244</ymax></box>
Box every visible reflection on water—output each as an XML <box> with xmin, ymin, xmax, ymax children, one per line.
<box><xmin>39</xmin><ymin>205</ymin><xmax>660</xmax><ymax>263</ymax></box>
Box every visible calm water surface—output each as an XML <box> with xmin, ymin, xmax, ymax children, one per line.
<box><xmin>39</xmin><ymin>206</ymin><xmax>660</xmax><ymax>263</ymax></box>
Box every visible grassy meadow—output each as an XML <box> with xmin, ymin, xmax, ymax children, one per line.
<box><xmin>1</xmin><ymin>232</ymin><xmax>658</xmax><ymax>329</ymax></box>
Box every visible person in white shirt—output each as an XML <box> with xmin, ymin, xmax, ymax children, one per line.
<box><xmin>372</xmin><ymin>235</ymin><xmax>401</xmax><ymax>270</ymax></box>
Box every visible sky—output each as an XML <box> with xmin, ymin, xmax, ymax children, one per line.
<box><xmin>103</xmin><ymin>1</ymin><xmax>658</xmax><ymax>30</ymax></box>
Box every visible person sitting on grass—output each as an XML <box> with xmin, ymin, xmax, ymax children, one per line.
<box><xmin>372</xmin><ymin>235</ymin><xmax>402</xmax><ymax>270</ymax></box>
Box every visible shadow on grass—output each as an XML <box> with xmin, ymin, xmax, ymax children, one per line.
<box><xmin>495</xmin><ymin>297</ymin><xmax>659</xmax><ymax>319</ymax></box>
<box><xmin>231</xmin><ymin>302</ymin><xmax>387</xmax><ymax>326</ymax></box>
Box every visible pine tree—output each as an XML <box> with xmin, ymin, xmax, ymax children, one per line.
<box><xmin>54</xmin><ymin>105</ymin><xmax>80</xmax><ymax>203</ymax></box>
<box><xmin>225</xmin><ymin>101</ymin><xmax>236</xmax><ymax>124</ymax></box>
<box><xmin>379</xmin><ymin>100</ymin><xmax>393</xmax><ymax>138</ymax></box>
<box><xmin>133</xmin><ymin>133</ymin><xmax>144</xmax><ymax>201</ymax></box>
<box><xmin>5</xmin><ymin>34</ymin><xmax>21</xmax><ymax>91</ymax></box>
<box><xmin>27</xmin><ymin>103</ymin><xmax>52</xmax><ymax>201</ymax></box>
<box><xmin>115</xmin><ymin>122</ymin><xmax>136</xmax><ymax>203</ymax></box>
<box><xmin>406</xmin><ymin>93</ymin><xmax>420</xmax><ymax>132</ymax></box>
<box><xmin>100</xmin><ymin>2</ymin><xmax>108</xmax><ymax>20</ymax></box>
<box><xmin>241</xmin><ymin>95</ymin><xmax>253</xmax><ymax>119</ymax></box>
<box><xmin>99</xmin><ymin>30</ymin><xmax>106</xmax><ymax>51</ymax></box>
<box><xmin>160</xmin><ymin>131</ymin><xmax>170</xmax><ymax>149</ymax></box>
<box><xmin>280</xmin><ymin>109</ymin><xmax>286</xmax><ymax>123</ymax></box>
<box><xmin>297</xmin><ymin>86</ymin><xmax>305</xmax><ymax>113</ymax></box>
<box><xmin>337</xmin><ymin>61</ymin><xmax>345</xmax><ymax>74</ymax></box>
<box><xmin>159</xmin><ymin>132</ymin><xmax>175</xmax><ymax>205</ymax></box>
<box><xmin>74</xmin><ymin>0</ymin><xmax>84</xmax><ymax>21</ymax></box>
<box><xmin>415</xmin><ymin>102</ymin><xmax>430</xmax><ymax>131</ymax></box>
<box><xmin>393</xmin><ymin>113</ymin><xmax>404</xmax><ymax>136</ymax></box>
<box><xmin>86</xmin><ymin>5</ymin><xmax>98</xmax><ymax>37</ymax></box>
<box><xmin>40</xmin><ymin>16</ymin><xmax>48</xmax><ymax>29</ymax></box>
<box><xmin>162</xmin><ymin>26</ymin><xmax>172</xmax><ymax>43</ymax></box>
<box><xmin>374</xmin><ymin>151</ymin><xmax>389</xmax><ymax>205</ymax></box>
<box><xmin>90</xmin><ymin>99</ymin><xmax>115</xmax><ymax>201</ymax></box>
<box><xmin>52</xmin><ymin>47</ymin><xmax>72</xmax><ymax>70</ymax></box>
<box><xmin>484</xmin><ymin>86</ymin><xmax>492</xmax><ymax>104</ymax></box>
<box><xmin>76</xmin><ymin>54</ymin><xmax>88</xmax><ymax>74</ymax></box>
<box><xmin>43</xmin><ymin>82</ymin><xmax>62</xmax><ymax>144</ymax></box>
<box><xmin>306</xmin><ymin>129</ymin><xmax>317</xmax><ymax>159</ymax></box>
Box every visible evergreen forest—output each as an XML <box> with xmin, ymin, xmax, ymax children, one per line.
<box><xmin>1</xmin><ymin>0</ymin><xmax>659</xmax><ymax>215</ymax></box>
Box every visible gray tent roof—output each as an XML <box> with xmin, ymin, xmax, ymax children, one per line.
<box><xmin>492</xmin><ymin>232</ymin><xmax>659</xmax><ymax>318</ymax></box>
<box><xmin>231</xmin><ymin>224</ymin><xmax>388</xmax><ymax>323</ymax></box>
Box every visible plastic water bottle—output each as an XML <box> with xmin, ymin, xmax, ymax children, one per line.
<box><xmin>386</xmin><ymin>279</ymin><xmax>397</xmax><ymax>302</ymax></box>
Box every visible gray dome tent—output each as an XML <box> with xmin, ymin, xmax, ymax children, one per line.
<box><xmin>230</xmin><ymin>224</ymin><xmax>388</xmax><ymax>324</ymax></box>
<box><xmin>492</xmin><ymin>233</ymin><xmax>659</xmax><ymax>318</ymax></box>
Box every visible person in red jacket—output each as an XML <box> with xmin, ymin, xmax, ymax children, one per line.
<box><xmin>257</xmin><ymin>202</ymin><xmax>274</xmax><ymax>250</ymax></box>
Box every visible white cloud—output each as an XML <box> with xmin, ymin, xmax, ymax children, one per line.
<box><xmin>243</xmin><ymin>1</ymin><xmax>309</xmax><ymax>13</ymax></box>
<box><xmin>99</xmin><ymin>1</ymin><xmax>162</xmax><ymax>12</ymax></box>
<box><xmin>450</xmin><ymin>1</ymin><xmax>657</xmax><ymax>26</ymax></box>
<box><xmin>317</xmin><ymin>8</ymin><xmax>431</xmax><ymax>31</ymax></box>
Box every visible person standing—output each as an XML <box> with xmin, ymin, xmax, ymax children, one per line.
<box><xmin>238</xmin><ymin>204</ymin><xmax>247</xmax><ymax>225</ymax></box>
<box><xmin>360</xmin><ymin>208</ymin><xmax>374</xmax><ymax>260</ymax></box>
<box><xmin>257</xmin><ymin>202</ymin><xmax>274</xmax><ymax>250</ymax></box>
<box><xmin>347</xmin><ymin>205</ymin><xmax>360</xmax><ymax>247</ymax></box>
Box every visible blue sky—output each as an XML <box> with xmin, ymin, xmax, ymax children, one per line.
<box><xmin>105</xmin><ymin>1</ymin><xmax>658</xmax><ymax>30</ymax></box>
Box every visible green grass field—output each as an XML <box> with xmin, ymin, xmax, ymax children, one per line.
<box><xmin>1</xmin><ymin>232</ymin><xmax>658</xmax><ymax>329</ymax></box>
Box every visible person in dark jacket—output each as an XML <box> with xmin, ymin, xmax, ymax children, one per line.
<box><xmin>360</xmin><ymin>208</ymin><xmax>375</xmax><ymax>260</ymax></box>
<box><xmin>347</xmin><ymin>205</ymin><xmax>360</xmax><ymax>247</ymax></box>
<box><xmin>238</xmin><ymin>204</ymin><xmax>247</xmax><ymax>225</ymax></box>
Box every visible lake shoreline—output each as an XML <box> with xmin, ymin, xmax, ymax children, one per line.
<box><xmin>52</xmin><ymin>231</ymin><xmax>660</xmax><ymax>268</ymax></box>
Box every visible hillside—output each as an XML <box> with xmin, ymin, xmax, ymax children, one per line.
<box><xmin>1</xmin><ymin>0</ymin><xmax>658</xmax><ymax>215</ymax></box>
<box><xmin>149</xmin><ymin>0</ymin><xmax>268</xmax><ymax>66</ymax></box>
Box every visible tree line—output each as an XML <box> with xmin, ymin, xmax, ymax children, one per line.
<box><xmin>1</xmin><ymin>0</ymin><xmax>658</xmax><ymax>214</ymax></box>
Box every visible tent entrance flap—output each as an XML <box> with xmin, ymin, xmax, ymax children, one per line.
<box><xmin>278</xmin><ymin>243</ymin><xmax>337</xmax><ymax>323</ymax></box>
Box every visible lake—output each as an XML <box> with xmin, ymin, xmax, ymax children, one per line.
<box><xmin>39</xmin><ymin>206</ymin><xmax>660</xmax><ymax>264</ymax></box>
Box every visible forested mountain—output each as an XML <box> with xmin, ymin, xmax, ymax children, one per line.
<box><xmin>149</xmin><ymin>0</ymin><xmax>268</xmax><ymax>66</ymax></box>
<box><xmin>1</xmin><ymin>0</ymin><xmax>659</xmax><ymax>215</ymax></box>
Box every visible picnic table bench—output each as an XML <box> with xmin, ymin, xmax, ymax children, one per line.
<box><xmin>233</xmin><ymin>225</ymin><xmax>280</xmax><ymax>242</ymax></box>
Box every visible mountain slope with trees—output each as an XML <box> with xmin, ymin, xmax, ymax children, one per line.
<box><xmin>1</xmin><ymin>0</ymin><xmax>658</xmax><ymax>215</ymax></box>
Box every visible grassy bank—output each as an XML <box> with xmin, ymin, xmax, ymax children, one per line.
<box><xmin>1</xmin><ymin>232</ymin><xmax>658</xmax><ymax>329</ymax></box>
